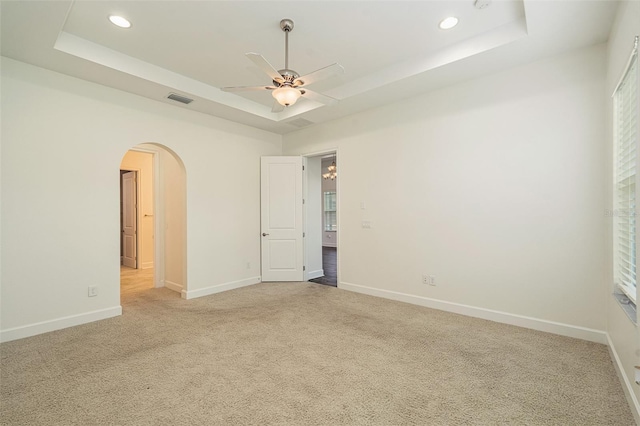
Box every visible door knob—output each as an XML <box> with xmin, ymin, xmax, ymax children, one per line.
<box><xmin>262</xmin><ymin>233</ymin><xmax>269</xmax><ymax>237</ymax></box>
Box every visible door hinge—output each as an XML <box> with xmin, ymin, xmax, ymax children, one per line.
<box><xmin>303</xmin><ymin>232</ymin><xmax>305</xmax><ymax>237</ymax></box>
<box><xmin>303</xmin><ymin>199</ymin><xmax>305</xmax><ymax>204</ymax></box>
<box><xmin>302</xmin><ymin>165</ymin><xmax>305</xmax><ymax>171</ymax></box>
<box><xmin>303</xmin><ymin>266</ymin><xmax>306</xmax><ymax>271</ymax></box>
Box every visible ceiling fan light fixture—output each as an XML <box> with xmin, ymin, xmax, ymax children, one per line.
<box><xmin>109</xmin><ymin>15</ymin><xmax>131</xmax><ymax>28</ymax></box>
<box><xmin>439</xmin><ymin>16</ymin><xmax>458</xmax><ymax>30</ymax></box>
<box><xmin>272</xmin><ymin>86</ymin><xmax>301</xmax><ymax>107</ymax></box>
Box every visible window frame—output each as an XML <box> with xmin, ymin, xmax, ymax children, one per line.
<box><xmin>613</xmin><ymin>36</ymin><xmax>639</xmax><ymax>304</ymax></box>
<box><xmin>323</xmin><ymin>191</ymin><xmax>337</xmax><ymax>232</ymax></box>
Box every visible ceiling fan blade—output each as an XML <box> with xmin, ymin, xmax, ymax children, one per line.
<box><xmin>271</xmin><ymin>101</ymin><xmax>285</xmax><ymax>113</ymax></box>
<box><xmin>246</xmin><ymin>53</ymin><xmax>284</xmax><ymax>83</ymax></box>
<box><xmin>221</xmin><ymin>85</ymin><xmax>276</xmax><ymax>92</ymax></box>
<box><xmin>294</xmin><ymin>63</ymin><xmax>344</xmax><ymax>87</ymax></box>
<box><xmin>300</xmin><ymin>89</ymin><xmax>338</xmax><ymax>105</ymax></box>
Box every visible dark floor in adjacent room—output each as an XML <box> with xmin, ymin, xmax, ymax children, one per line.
<box><xmin>309</xmin><ymin>246</ymin><xmax>337</xmax><ymax>287</ymax></box>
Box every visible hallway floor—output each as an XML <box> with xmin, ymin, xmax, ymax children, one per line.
<box><xmin>309</xmin><ymin>246</ymin><xmax>337</xmax><ymax>287</ymax></box>
<box><xmin>120</xmin><ymin>266</ymin><xmax>154</xmax><ymax>298</ymax></box>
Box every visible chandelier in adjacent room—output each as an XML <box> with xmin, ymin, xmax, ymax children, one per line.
<box><xmin>323</xmin><ymin>155</ymin><xmax>337</xmax><ymax>180</ymax></box>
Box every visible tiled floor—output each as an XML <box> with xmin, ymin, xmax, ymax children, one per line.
<box><xmin>309</xmin><ymin>246</ymin><xmax>337</xmax><ymax>287</ymax></box>
<box><xmin>120</xmin><ymin>265</ymin><xmax>154</xmax><ymax>298</ymax></box>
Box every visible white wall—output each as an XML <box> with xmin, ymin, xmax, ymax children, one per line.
<box><xmin>0</xmin><ymin>58</ymin><xmax>281</xmax><ymax>341</ymax></box>
<box><xmin>120</xmin><ymin>150</ymin><xmax>154</xmax><ymax>269</ymax></box>
<box><xmin>321</xmin><ymin>157</ymin><xmax>337</xmax><ymax>247</ymax></box>
<box><xmin>284</xmin><ymin>44</ymin><xmax>607</xmax><ymax>338</ymax></box>
<box><xmin>605</xmin><ymin>0</ymin><xmax>640</xmax><ymax>418</ymax></box>
<box><xmin>158</xmin><ymin>148</ymin><xmax>187</xmax><ymax>293</ymax></box>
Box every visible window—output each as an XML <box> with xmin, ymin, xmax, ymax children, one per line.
<box><xmin>614</xmin><ymin>38</ymin><xmax>638</xmax><ymax>303</ymax></box>
<box><xmin>324</xmin><ymin>191</ymin><xmax>337</xmax><ymax>231</ymax></box>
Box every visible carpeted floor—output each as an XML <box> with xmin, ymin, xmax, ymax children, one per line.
<box><xmin>0</xmin><ymin>282</ymin><xmax>635</xmax><ymax>425</ymax></box>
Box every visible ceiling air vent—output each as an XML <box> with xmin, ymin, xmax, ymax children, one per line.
<box><xmin>166</xmin><ymin>93</ymin><xmax>194</xmax><ymax>105</ymax></box>
<box><xmin>287</xmin><ymin>118</ymin><xmax>314</xmax><ymax>128</ymax></box>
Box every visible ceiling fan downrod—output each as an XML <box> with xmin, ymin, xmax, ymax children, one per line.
<box><xmin>280</xmin><ymin>19</ymin><xmax>294</xmax><ymax>71</ymax></box>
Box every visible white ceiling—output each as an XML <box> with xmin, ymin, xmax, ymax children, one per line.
<box><xmin>1</xmin><ymin>1</ymin><xmax>619</xmax><ymax>134</ymax></box>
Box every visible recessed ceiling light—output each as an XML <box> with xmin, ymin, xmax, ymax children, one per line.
<box><xmin>109</xmin><ymin>15</ymin><xmax>131</xmax><ymax>29</ymax></box>
<box><xmin>439</xmin><ymin>17</ymin><xmax>458</xmax><ymax>30</ymax></box>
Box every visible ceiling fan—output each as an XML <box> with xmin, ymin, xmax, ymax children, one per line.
<box><xmin>221</xmin><ymin>19</ymin><xmax>344</xmax><ymax>113</ymax></box>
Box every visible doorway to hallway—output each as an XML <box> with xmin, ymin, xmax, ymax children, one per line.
<box><xmin>120</xmin><ymin>149</ymin><xmax>156</xmax><ymax>301</ymax></box>
<box><xmin>305</xmin><ymin>152</ymin><xmax>338</xmax><ymax>287</ymax></box>
<box><xmin>118</xmin><ymin>143</ymin><xmax>187</xmax><ymax>304</ymax></box>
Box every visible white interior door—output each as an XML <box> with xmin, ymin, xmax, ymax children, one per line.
<box><xmin>122</xmin><ymin>171</ymin><xmax>137</xmax><ymax>268</ymax></box>
<box><xmin>261</xmin><ymin>156</ymin><xmax>304</xmax><ymax>281</ymax></box>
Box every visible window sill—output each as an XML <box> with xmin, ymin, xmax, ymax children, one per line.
<box><xmin>613</xmin><ymin>292</ymin><xmax>637</xmax><ymax>325</ymax></box>
<box><xmin>618</xmin><ymin>283</ymin><xmax>636</xmax><ymax>304</ymax></box>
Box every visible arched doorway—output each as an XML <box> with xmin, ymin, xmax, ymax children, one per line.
<box><xmin>118</xmin><ymin>143</ymin><xmax>187</xmax><ymax>303</ymax></box>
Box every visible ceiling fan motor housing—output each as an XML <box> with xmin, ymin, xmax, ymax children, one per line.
<box><xmin>274</xmin><ymin>69</ymin><xmax>300</xmax><ymax>87</ymax></box>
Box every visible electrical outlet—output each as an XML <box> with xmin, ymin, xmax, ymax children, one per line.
<box><xmin>362</xmin><ymin>221</ymin><xmax>372</xmax><ymax>229</ymax></box>
<box><xmin>88</xmin><ymin>286</ymin><xmax>98</xmax><ymax>297</ymax></box>
<box><xmin>422</xmin><ymin>274</ymin><xmax>429</xmax><ymax>285</ymax></box>
<box><xmin>246</xmin><ymin>262</ymin><xmax>251</xmax><ymax>270</ymax></box>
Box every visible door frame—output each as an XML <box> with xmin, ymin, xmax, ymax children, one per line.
<box><xmin>302</xmin><ymin>148</ymin><xmax>340</xmax><ymax>288</ymax></box>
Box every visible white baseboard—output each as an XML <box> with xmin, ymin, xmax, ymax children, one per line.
<box><xmin>182</xmin><ymin>276</ymin><xmax>261</xmax><ymax>300</ymax></box>
<box><xmin>339</xmin><ymin>282</ymin><xmax>607</xmax><ymax>344</ymax></box>
<box><xmin>0</xmin><ymin>306</ymin><xmax>122</xmax><ymax>343</ymax></box>
<box><xmin>607</xmin><ymin>334</ymin><xmax>640</xmax><ymax>424</ymax></box>
<box><xmin>141</xmin><ymin>262</ymin><xmax>154</xmax><ymax>270</ymax></box>
<box><xmin>164</xmin><ymin>280</ymin><xmax>183</xmax><ymax>293</ymax></box>
<box><xmin>306</xmin><ymin>269</ymin><xmax>324</xmax><ymax>280</ymax></box>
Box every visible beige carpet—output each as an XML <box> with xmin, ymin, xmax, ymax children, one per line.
<box><xmin>0</xmin><ymin>282</ymin><xmax>635</xmax><ymax>425</ymax></box>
